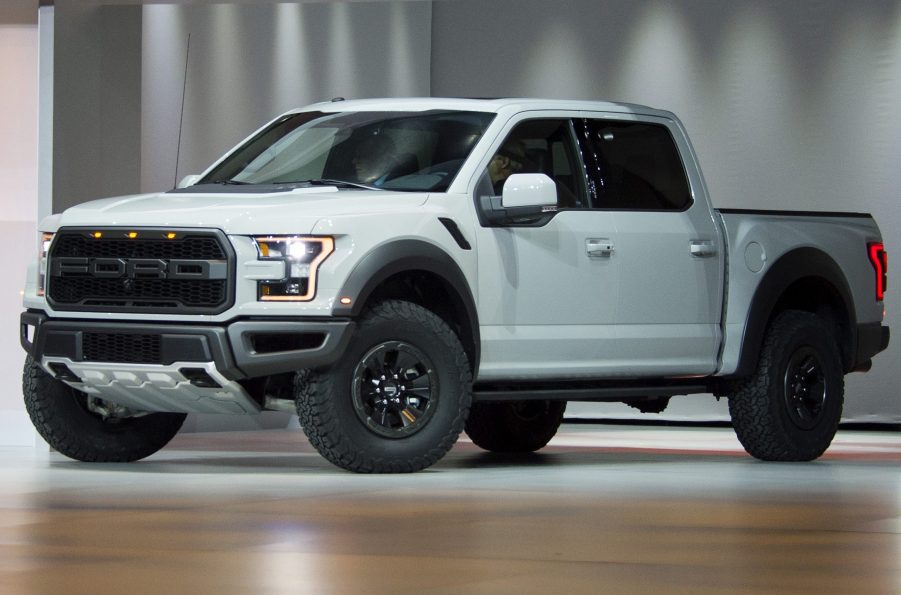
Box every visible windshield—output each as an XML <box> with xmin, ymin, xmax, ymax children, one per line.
<box><xmin>198</xmin><ymin>110</ymin><xmax>495</xmax><ymax>192</ymax></box>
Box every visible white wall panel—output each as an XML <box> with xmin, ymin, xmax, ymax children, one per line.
<box><xmin>0</xmin><ymin>25</ymin><xmax>39</xmax><ymax>445</ymax></box>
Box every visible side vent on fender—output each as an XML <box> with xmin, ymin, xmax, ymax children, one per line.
<box><xmin>438</xmin><ymin>218</ymin><xmax>472</xmax><ymax>250</ymax></box>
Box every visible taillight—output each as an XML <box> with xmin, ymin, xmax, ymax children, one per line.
<box><xmin>867</xmin><ymin>242</ymin><xmax>887</xmax><ymax>301</ymax></box>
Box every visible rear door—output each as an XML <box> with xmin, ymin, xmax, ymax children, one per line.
<box><xmin>577</xmin><ymin>114</ymin><xmax>723</xmax><ymax>376</ymax></box>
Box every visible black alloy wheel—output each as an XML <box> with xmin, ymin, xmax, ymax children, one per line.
<box><xmin>783</xmin><ymin>346</ymin><xmax>827</xmax><ymax>431</ymax></box>
<box><xmin>351</xmin><ymin>341</ymin><xmax>438</xmax><ymax>438</ymax></box>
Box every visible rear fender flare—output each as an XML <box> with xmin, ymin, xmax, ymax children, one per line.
<box><xmin>733</xmin><ymin>247</ymin><xmax>855</xmax><ymax>377</ymax></box>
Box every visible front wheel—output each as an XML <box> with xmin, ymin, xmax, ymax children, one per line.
<box><xmin>296</xmin><ymin>300</ymin><xmax>472</xmax><ymax>473</ymax></box>
<box><xmin>728</xmin><ymin>310</ymin><xmax>844</xmax><ymax>461</ymax></box>
<box><xmin>23</xmin><ymin>357</ymin><xmax>186</xmax><ymax>462</ymax></box>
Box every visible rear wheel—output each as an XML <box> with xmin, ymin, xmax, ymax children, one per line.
<box><xmin>23</xmin><ymin>357</ymin><xmax>186</xmax><ymax>462</ymax></box>
<box><xmin>465</xmin><ymin>400</ymin><xmax>566</xmax><ymax>453</ymax></box>
<box><xmin>728</xmin><ymin>310</ymin><xmax>844</xmax><ymax>461</ymax></box>
<box><xmin>296</xmin><ymin>300</ymin><xmax>472</xmax><ymax>472</ymax></box>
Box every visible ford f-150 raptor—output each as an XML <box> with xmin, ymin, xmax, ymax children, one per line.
<box><xmin>20</xmin><ymin>98</ymin><xmax>890</xmax><ymax>472</ymax></box>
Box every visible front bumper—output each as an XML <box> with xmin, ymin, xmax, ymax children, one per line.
<box><xmin>20</xmin><ymin>310</ymin><xmax>355</xmax><ymax>413</ymax></box>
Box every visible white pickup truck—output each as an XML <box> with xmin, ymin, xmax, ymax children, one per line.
<box><xmin>21</xmin><ymin>98</ymin><xmax>890</xmax><ymax>472</ymax></box>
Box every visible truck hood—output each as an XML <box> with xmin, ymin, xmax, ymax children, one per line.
<box><xmin>52</xmin><ymin>187</ymin><xmax>430</xmax><ymax>235</ymax></box>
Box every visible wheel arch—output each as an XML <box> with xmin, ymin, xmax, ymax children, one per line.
<box><xmin>332</xmin><ymin>239</ymin><xmax>480</xmax><ymax>375</ymax></box>
<box><xmin>733</xmin><ymin>247</ymin><xmax>856</xmax><ymax>377</ymax></box>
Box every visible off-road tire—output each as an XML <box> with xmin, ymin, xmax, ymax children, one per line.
<box><xmin>465</xmin><ymin>400</ymin><xmax>566</xmax><ymax>453</ymax></box>
<box><xmin>295</xmin><ymin>300</ymin><xmax>472</xmax><ymax>473</ymax></box>
<box><xmin>728</xmin><ymin>310</ymin><xmax>844</xmax><ymax>461</ymax></box>
<box><xmin>23</xmin><ymin>357</ymin><xmax>187</xmax><ymax>462</ymax></box>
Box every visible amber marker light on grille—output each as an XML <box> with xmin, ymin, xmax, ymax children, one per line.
<box><xmin>92</xmin><ymin>231</ymin><xmax>102</xmax><ymax>239</ymax></box>
<box><xmin>166</xmin><ymin>232</ymin><xmax>177</xmax><ymax>240</ymax></box>
<box><xmin>128</xmin><ymin>232</ymin><xmax>138</xmax><ymax>239</ymax></box>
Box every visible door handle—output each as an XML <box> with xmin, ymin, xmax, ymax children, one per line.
<box><xmin>586</xmin><ymin>238</ymin><xmax>615</xmax><ymax>257</ymax></box>
<box><xmin>690</xmin><ymin>240</ymin><xmax>717</xmax><ymax>257</ymax></box>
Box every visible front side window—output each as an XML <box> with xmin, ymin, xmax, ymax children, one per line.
<box><xmin>481</xmin><ymin>119</ymin><xmax>588</xmax><ymax>208</ymax></box>
<box><xmin>579</xmin><ymin>119</ymin><xmax>692</xmax><ymax>211</ymax></box>
<box><xmin>199</xmin><ymin>110</ymin><xmax>495</xmax><ymax>192</ymax></box>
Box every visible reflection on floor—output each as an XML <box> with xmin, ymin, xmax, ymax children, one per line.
<box><xmin>1</xmin><ymin>424</ymin><xmax>899</xmax><ymax>594</ymax></box>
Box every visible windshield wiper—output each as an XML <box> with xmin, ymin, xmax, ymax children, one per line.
<box><xmin>292</xmin><ymin>178</ymin><xmax>383</xmax><ymax>191</ymax></box>
<box><xmin>206</xmin><ymin>178</ymin><xmax>382</xmax><ymax>190</ymax></box>
<box><xmin>210</xmin><ymin>179</ymin><xmax>253</xmax><ymax>185</ymax></box>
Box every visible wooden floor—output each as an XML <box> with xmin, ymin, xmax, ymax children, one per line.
<box><xmin>1</xmin><ymin>425</ymin><xmax>899</xmax><ymax>594</ymax></box>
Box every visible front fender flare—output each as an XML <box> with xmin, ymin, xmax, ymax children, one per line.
<box><xmin>332</xmin><ymin>239</ymin><xmax>479</xmax><ymax>373</ymax></box>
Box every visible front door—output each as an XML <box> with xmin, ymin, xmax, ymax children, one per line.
<box><xmin>473</xmin><ymin>116</ymin><xmax>622</xmax><ymax>381</ymax></box>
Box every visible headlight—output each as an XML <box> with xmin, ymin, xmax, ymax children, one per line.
<box><xmin>37</xmin><ymin>232</ymin><xmax>54</xmax><ymax>297</ymax></box>
<box><xmin>253</xmin><ymin>236</ymin><xmax>334</xmax><ymax>301</ymax></box>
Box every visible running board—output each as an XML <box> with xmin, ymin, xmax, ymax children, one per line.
<box><xmin>472</xmin><ymin>382</ymin><xmax>710</xmax><ymax>402</ymax></box>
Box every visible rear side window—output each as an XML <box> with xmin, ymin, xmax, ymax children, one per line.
<box><xmin>580</xmin><ymin>120</ymin><xmax>691</xmax><ymax>211</ymax></box>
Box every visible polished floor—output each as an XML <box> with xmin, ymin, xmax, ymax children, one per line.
<box><xmin>1</xmin><ymin>424</ymin><xmax>899</xmax><ymax>594</ymax></box>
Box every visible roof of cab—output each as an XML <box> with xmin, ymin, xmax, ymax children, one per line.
<box><xmin>291</xmin><ymin>97</ymin><xmax>675</xmax><ymax>120</ymax></box>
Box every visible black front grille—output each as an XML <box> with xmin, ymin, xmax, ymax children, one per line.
<box><xmin>83</xmin><ymin>333</ymin><xmax>162</xmax><ymax>364</ymax></box>
<box><xmin>47</xmin><ymin>228</ymin><xmax>234</xmax><ymax>314</ymax></box>
<box><xmin>53</xmin><ymin>234</ymin><xmax>226</xmax><ymax>260</ymax></box>
<box><xmin>51</xmin><ymin>278</ymin><xmax>226</xmax><ymax>308</ymax></box>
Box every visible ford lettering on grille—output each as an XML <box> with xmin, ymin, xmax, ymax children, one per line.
<box><xmin>50</xmin><ymin>258</ymin><xmax>227</xmax><ymax>280</ymax></box>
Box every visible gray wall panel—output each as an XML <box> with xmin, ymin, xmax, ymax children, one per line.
<box><xmin>141</xmin><ymin>2</ymin><xmax>432</xmax><ymax>192</ymax></box>
<box><xmin>53</xmin><ymin>3</ymin><xmax>142</xmax><ymax>213</ymax></box>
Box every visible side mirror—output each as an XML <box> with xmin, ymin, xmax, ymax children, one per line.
<box><xmin>502</xmin><ymin>173</ymin><xmax>557</xmax><ymax>208</ymax></box>
<box><xmin>177</xmin><ymin>174</ymin><xmax>201</xmax><ymax>189</ymax></box>
<box><xmin>480</xmin><ymin>173</ymin><xmax>558</xmax><ymax>225</ymax></box>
